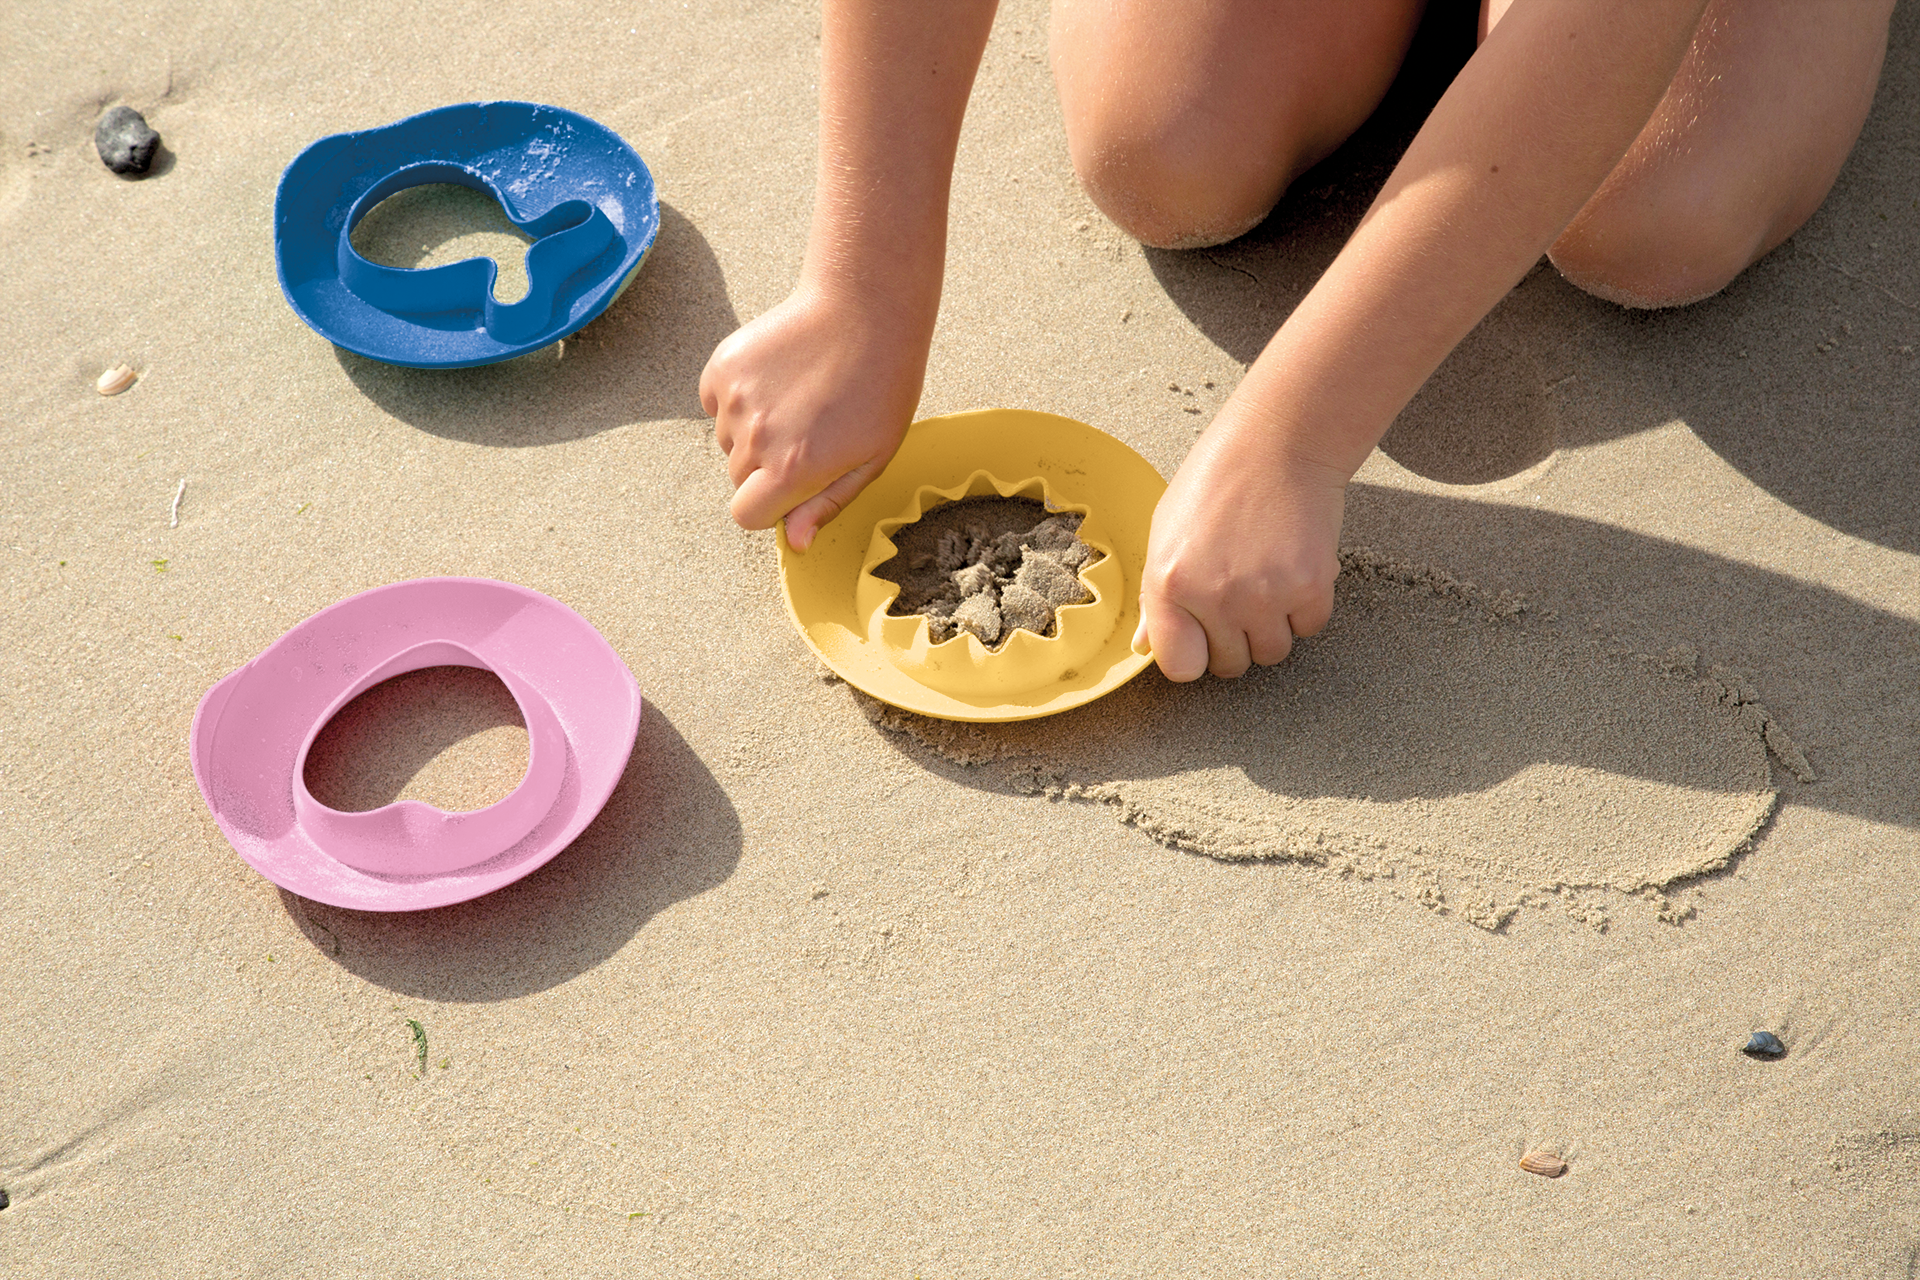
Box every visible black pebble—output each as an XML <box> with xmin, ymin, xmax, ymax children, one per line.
<box><xmin>1742</xmin><ymin>1031</ymin><xmax>1787</xmax><ymax>1059</ymax></box>
<box><xmin>0</xmin><ymin>1187</ymin><xmax>9</xmax><ymax>1210</ymax></box>
<box><xmin>95</xmin><ymin>106</ymin><xmax>160</xmax><ymax>176</ymax></box>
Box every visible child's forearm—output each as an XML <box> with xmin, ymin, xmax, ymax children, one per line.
<box><xmin>801</xmin><ymin>0</ymin><xmax>1000</xmax><ymax>336</ymax></box>
<box><xmin>1225</xmin><ymin>0</ymin><xmax>1711</xmax><ymax>475</ymax></box>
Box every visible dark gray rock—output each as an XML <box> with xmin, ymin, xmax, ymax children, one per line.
<box><xmin>95</xmin><ymin>106</ymin><xmax>159</xmax><ymax>176</ymax></box>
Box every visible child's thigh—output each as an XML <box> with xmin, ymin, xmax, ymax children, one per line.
<box><xmin>1050</xmin><ymin>0</ymin><xmax>1425</xmax><ymax>249</ymax></box>
<box><xmin>1535</xmin><ymin>0</ymin><xmax>1896</xmax><ymax>307</ymax></box>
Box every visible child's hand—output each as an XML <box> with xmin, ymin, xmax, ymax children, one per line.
<box><xmin>1132</xmin><ymin>417</ymin><xmax>1347</xmax><ymax>681</ymax></box>
<box><xmin>700</xmin><ymin>283</ymin><xmax>927</xmax><ymax>551</ymax></box>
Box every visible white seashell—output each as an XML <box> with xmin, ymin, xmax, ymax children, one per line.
<box><xmin>1519</xmin><ymin>1150</ymin><xmax>1568</xmax><ymax>1178</ymax></box>
<box><xmin>96</xmin><ymin>364</ymin><xmax>137</xmax><ymax>396</ymax></box>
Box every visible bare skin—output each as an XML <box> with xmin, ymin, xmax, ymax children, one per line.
<box><xmin>1050</xmin><ymin>0</ymin><xmax>1427</xmax><ymax>250</ymax></box>
<box><xmin>1524</xmin><ymin>0</ymin><xmax>1896</xmax><ymax>306</ymax></box>
<box><xmin>700</xmin><ymin>0</ymin><xmax>1892</xmax><ymax>681</ymax></box>
<box><xmin>699</xmin><ymin>1</ymin><xmax>997</xmax><ymax>548</ymax></box>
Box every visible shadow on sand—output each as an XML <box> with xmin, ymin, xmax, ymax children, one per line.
<box><xmin>863</xmin><ymin>488</ymin><xmax>1919</xmax><ymax>838</ymax></box>
<box><xmin>334</xmin><ymin>201</ymin><xmax>738</xmax><ymax>447</ymax></box>
<box><xmin>282</xmin><ymin>704</ymin><xmax>741</xmax><ymax>1001</ymax></box>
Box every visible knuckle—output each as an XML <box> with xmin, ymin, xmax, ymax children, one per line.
<box><xmin>1155</xmin><ymin>561</ymin><xmax>1225</xmax><ymax>611</ymax></box>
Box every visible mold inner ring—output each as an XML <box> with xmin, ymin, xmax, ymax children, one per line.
<box><xmin>856</xmin><ymin>470</ymin><xmax>1126</xmax><ymax>700</ymax></box>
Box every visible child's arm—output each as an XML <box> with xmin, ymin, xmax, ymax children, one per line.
<box><xmin>700</xmin><ymin>0</ymin><xmax>999</xmax><ymax>551</ymax></box>
<box><xmin>1135</xmin><ymin>0</ymin><xmax>1713</xmax><ymax>680</ymax></box>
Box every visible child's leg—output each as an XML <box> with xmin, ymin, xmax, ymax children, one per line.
<box><xmin>1487</xmin><ymin>0</ymin><xmax>1896</xmax><ymax>308</ymax></box>
<box><xmin>1051</xmin><ymin>0</ymin><xmax>1428</xmax><ymax>250</ymax></box>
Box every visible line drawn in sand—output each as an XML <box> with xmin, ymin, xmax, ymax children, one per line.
<box><xmin>856</xmin><ymin>548</ymin><xmax>1810</xmax><ymax>933</ymax></box>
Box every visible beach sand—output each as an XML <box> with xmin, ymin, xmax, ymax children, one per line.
<box><xmin>3</xmin><ymin>0</ymin><xmax>1918</xmax><ymax>1274</ymax></box>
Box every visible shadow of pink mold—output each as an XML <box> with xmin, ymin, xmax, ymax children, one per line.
<box><xmin>190</xmin><ymin>578</ymin><xmax>642</xmax><ymax>911</ymax></box>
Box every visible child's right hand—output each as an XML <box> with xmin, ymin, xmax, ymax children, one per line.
<box><xmin>1132</xmin><ymin>412</ymin><xmax>1346</xmax><ymax>682</ymax></box>
<box><xmin>700</xmin><ymin>282</ymin><xmax>928</xmax><ymax>551</ymax></box>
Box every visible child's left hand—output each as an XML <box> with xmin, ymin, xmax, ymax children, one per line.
<box><xmin>1132</xmin><ymin>413</ymin><xmax>1347</xmax><ymax>682</ymax></box>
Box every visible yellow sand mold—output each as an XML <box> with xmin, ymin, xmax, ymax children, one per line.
<box><xmin>779</xmin><ymin>409</ymin><xmax>1167</xmax><ymax>722</ymax></box>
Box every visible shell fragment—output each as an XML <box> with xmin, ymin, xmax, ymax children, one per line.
<box><xmin>96</xmin><ymin>364</ymin><xmax>137</xmax><ymax>396</ymax></box>
<box><xmin>1519</xmin><ymin>1151</ymin><xmax>1568</xmax><ymax>1178</ymax></box>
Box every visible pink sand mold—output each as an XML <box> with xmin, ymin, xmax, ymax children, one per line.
<box><xmin>190</xmin><ymin>578</ymin><xmax>642</xmax><ymax>912</ymax></box>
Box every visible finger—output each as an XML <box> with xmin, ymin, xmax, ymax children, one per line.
<box><xmin>784</xmin><ymin>456</ymin><xmax>886</xmax><ymax>551</ymax></box>
<box><xmin>729</xmin><ymin>466</ymin><xmax>804</xmax><ymax>531</ymax></box>
<box><xmin>1200</xmin><ymin>617</ymin><xmax>1253</xmax><ymax>679</ymax></box>
<box><xmin>701</xmin><ymin>328</ymin><xmax>745</xmax><ymax>424</ymax></box>
<box><xmin>1287</xmin><ymin>585</ymin><xmax>1335</xmax><ymax>639</ymax></box>
<box><xmin>1247</xmin><ymin>621</ymin><xmax>1295</xmax><ymax>668</ymax></box>
<box><xmin>711</xmin><ymin>396</ymin><xmax>738</xmax><ymax>460</ymax></box>
<box><xmin>698</xmin><ymin>358</ymin><xmax>719</xmax><ymax>421</ymax></box>
<box><xmin>1139</xmin><ymin>594</ymin><xmax>1209</xmax><ymax>682</ymax></box>
<box><xmin>724</xmin><ymin>433</ymin><xmax>759</xmax><ymax>487</ymax></box>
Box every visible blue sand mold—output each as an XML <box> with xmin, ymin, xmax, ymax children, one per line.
<box><xmin>275</xmin><ymin>101</ymin><xmax>658</xmax><ymax>369</ymax></box>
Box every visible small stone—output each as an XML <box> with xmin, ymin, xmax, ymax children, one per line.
<box><xmin>1742</xmin><ymin>1031</ymin><xmax>1786</xmax><ymax>1059</ymax></box>
<box><xmin>0</xmin><ymin>1187</ymin><xmax>9</xmax><ymax>1210</ymax></box>
<box><xmin>95</xmin><ymin>106</ymin><xmax>160</xmax><ymax>176</ymax></box>
<box><xmin>950</xmin><ymin>593</ymin><xmax>1002</xmax><ymax>645</ymax></box>
<box><xmin>999</xmin><ymin>581</ymin><xmax>1053</xmax><ymax>636</ymax></box>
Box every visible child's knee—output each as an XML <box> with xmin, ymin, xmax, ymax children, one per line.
<box><xmin>1548</xmin><ymin>181</ymin><xmax>1774</xmax><ymax>310</ymax></box>
<box><xmin>1067</xmin><ymin>111</ymin><xmax>1299</xmax><ymax>251</ymax></box>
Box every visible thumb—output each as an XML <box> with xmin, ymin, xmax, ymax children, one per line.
<box><xmin>784</xmin><ymin>456</ymin><xmax>887</xmax><ymax>551</ymax></box>
<box><xmin>1137</xmin><ymin>593</ymin><xmax>1209</xmax><ymax>682</ymax></box>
